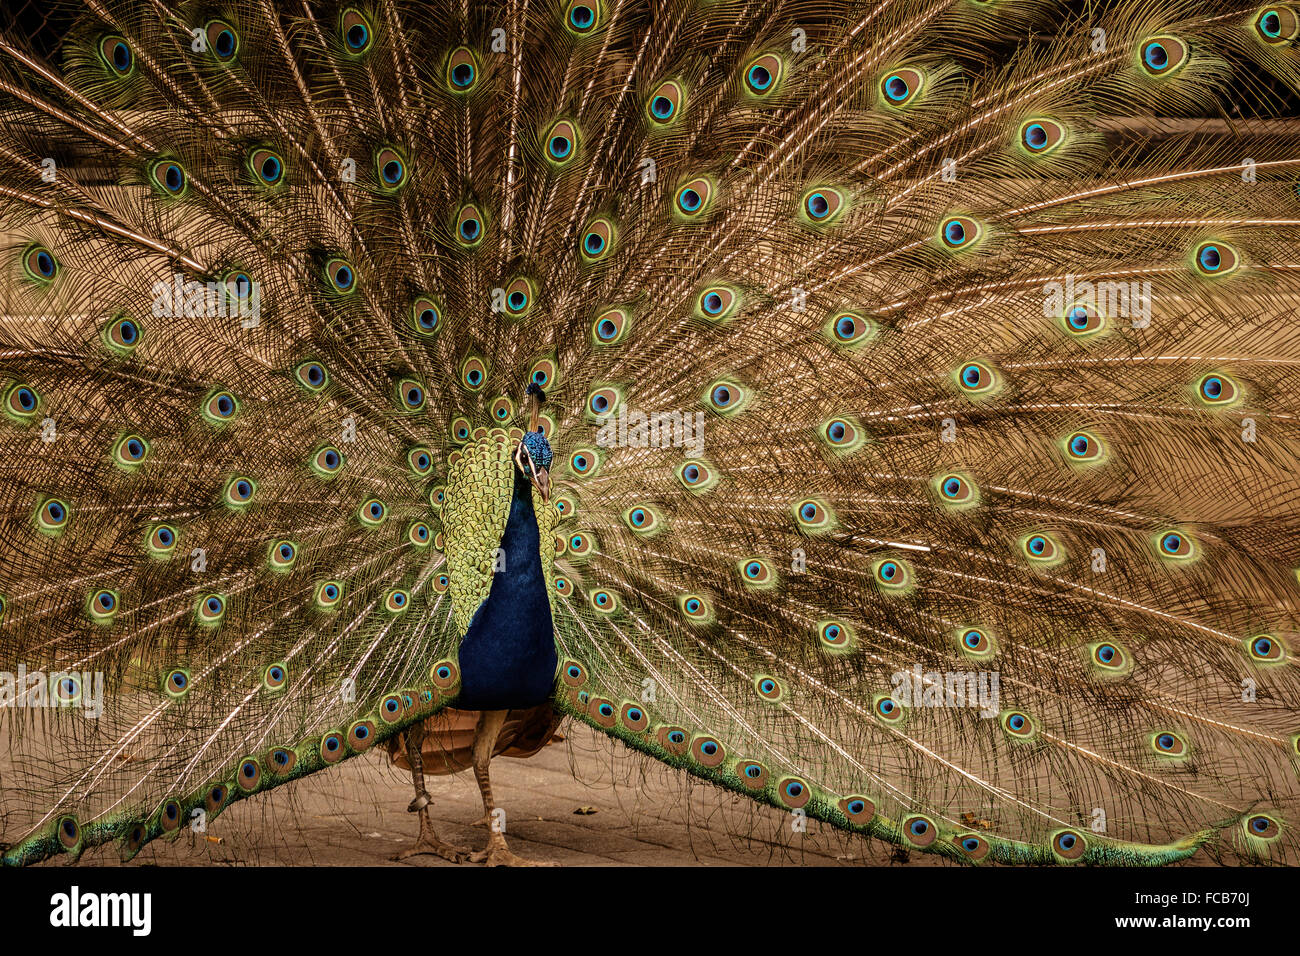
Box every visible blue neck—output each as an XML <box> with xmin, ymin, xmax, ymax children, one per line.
<box><xmin>454</xmin><ymin>467</ymin><xmax>557</xmax><ymax>710</ymax></box>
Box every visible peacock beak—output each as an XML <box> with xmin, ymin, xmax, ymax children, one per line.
<box><xmin>514</xmin><ymin>441</ymin><xmax>550</xmax><ymax>501</ymax></box>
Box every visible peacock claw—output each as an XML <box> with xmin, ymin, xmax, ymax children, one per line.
<box><xmin>391</xmin><ymin>835</ymin><xmax>473</xmax><ymax>864</ymax></box>
<box><xmin>469</xmin><ymin>842</ymin><xmax>557</xmax><ymax>867</ymax></box>
<box><xmin>407</xmin><ymin>792</ymin><xmax>432</xmax><ymax>812</ymax></box>
<box><xmin>469</xmin><ymin>814</ymin><xmax>492</xmax><ymax>827</ymax></box>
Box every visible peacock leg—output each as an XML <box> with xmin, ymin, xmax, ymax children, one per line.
<box><xmin>390</xmin><ymin>719</ymin><xmax>473</xmax><ymax>863</ymax></box>
<box><xmin>468</xmin><ymin>709</ymin><xmax>557</xmax><ymax>867</ymax></box>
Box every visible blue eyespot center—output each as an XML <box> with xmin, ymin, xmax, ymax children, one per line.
<box><xmin>1024</xmin><ymin>123</ymin><xmax>1047</xmax><ymax>149</ymax></box>
<box><xmin>1144</xmin><ymin>42</ymin><xmax>1168</xmax><ymax>70</ymax></box>
<box><xmin>651</xmin><ymin>95</ymin><xmax>673</xmax><ymax>118</ymax></box>
<box><xmin>453</xmin><ymin>63</ymin><xmax>474</xmax><ymax>87</ymax></box>
<box><xmin>885</xmin><ymin>75</ymin><xmax>909</xmax><ymax>101</ymax></box>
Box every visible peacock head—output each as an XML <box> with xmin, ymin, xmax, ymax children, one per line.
<box><xmin>515</xmin><ymin>428</ymin><xmax>553</xmax><ymax>502</ymax></box>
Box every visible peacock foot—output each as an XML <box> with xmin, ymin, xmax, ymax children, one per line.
<box><xmin>469</xmin><ymin>813</ymin><xmax>492</xmax><ymax>827</ymax></box>
<box><xmin>391</xmin><ymin>818</ymin><xmax>473</xmax><ymax>864</ymax></box>
<box><xmin>469</xmin><ymin>833</ymin><xmax>557</xmax><ymax>867</ymax></box>
<box><xmin>391</xmin><ymin>836</ymin><xmax>473</xmax><ymax>864</ymax></box>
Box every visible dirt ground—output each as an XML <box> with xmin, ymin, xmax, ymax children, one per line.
<box><xmin>26</xmin><ymin>721</ymin><xmax>954</xmax><ymax>867</ymax></box>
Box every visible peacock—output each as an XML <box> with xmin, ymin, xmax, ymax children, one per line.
<box><xmin>0</xmin><ymin>0</ymin><xmax>1298</xmax><ymax>869</ymax></box>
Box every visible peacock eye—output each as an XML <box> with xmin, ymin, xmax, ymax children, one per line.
<box><xmin>546</xmin><ymin>122</ymin><xmax>576</xmax><ymax>162</ymax></box>
<box><xmin>1196</xmin><ymin>240</ymin><xmax>1237</xmax><ymax>274</ymax></box>
<box><xmin>1155</xmin><ymin>529</ymin><xmax>1196</xmax><ymax>561</ymax></box>
<box><xmin>504</xmin><ymin>278</ymin><xmax>534</xmax><ymax>316</ymax></box>
<box><xmin>1001</xmin><ymin>710</ymin><xmax>1036</xmax><ymax>739</ymax></box>
<box><xmin>1139</xmin><ymin>36</ymin><xmax>1188</xmax><ymax>76</ymax></box>
<box><xmin>197</xmin><ymin>593</ymin><xmax>226</xmax><ymax>625</ymax></box>
<box><xmin>1256</xmin><ymin>8</ymin><xmax>1298</xmax><ymax>42</ymax></box>
<box><xmin>697</xmin><ymin>286</ymin><xmax>738</xmax><ymax>321</ymax></box>
<box><xmin>565</xmin><ymin>0</ymin><xmax>600</xmax><ymax>33</ymax></box>
<box><xmin>375</xmin><ymin>147</ymin><xmax>408</xmax><ymax>189</ymax></box>
<box><xmin>23</xmin><ymin>244</ymin><xmax>58</xmax><ymax>282</ymax></box>
<box><xmin>249</xmin><ymin>148</ymin><xmax>285</xmax><ymax>186</ymax></box>
<box><xmin>1021</xmin><ymin>532</ymin><xmax>1061</xmax><ymax>562</ymax></box>
<box><xmin>325</xmin><ymin>257</ymin><xmax>355</xmax><ymax>293</ymax></box>
<box><xmin>591</xmin><ymin>308</ymin><xmax>629</xmax><ymax>345</ymax></box>
<box><xmin>1246</xmin><ymin>633</ymin><xmax>1285</xmax><ymax>664</ymax></box>
<box><xmin>206</xmin><ymin>20</ymin><xmax>239</xmax><ymax>61</ymax></box>
<box><xmin>316</xmin><ymin>580</ymin><xmax>343</xmax><ymax>609</ymax></box>
<box><xmin>447</xmin><ymin>47</ymin><xmax>478</xmax><ymax>91</ymax></box>
<box><xmin>224</xmin><ymin>476</ymin><xmax>256</xmax><ymax>508</ymax></box>
<box><xmin>360</xmin><ymin>498</ymin><xmax>387</xmax><ymax>526</ymax></box>
<box><xmin>460</xmin><ymin>356</ymin><xmax>488</xmax><ymax>391</ymax></box>
<box><xmin>411</xmin><ymin>296</ymin><xmax>442</xmax><ymax>336</ymax></box>
<box><xmin>647</xmin><ymin>80</ymin><xmax>684</xmax><ymax>125</ymax></box>
<box><xmin>1065</xmin><ymin>430</ymin><xmax>1104</xmax><ymax>463</ymax></box>
<box><xmin>396</xmin><ymin>377</ymin><xmax>426</xmax><ymax>411</ymax></box>
<box><xmin>101</xmin><ymin>315</ymin><xmax>141</xmax><ymax>354</ymax></box>
<box><xmin>148</xmin><ymin>523</ymin><xmax>178</xmax><ymax>556</ymax></box>
<box><xmin>705</xmin><ymin>379</ymin><xmax>747</xmax><ymax>415</ymax></box>
<box><xmin>801</xmin><ymin>187</ymin><xmax>845</xmax><ymax>225</ymax></box>
<box><xmin>743</xmin><ymin>53</ymin><xmax>783</xmax><ymax>95</ymax></box>
<box><xmin>940</xmin><ymin>216</ymin><xmax>981</xmax><ymax>249</ymax></box>
<box><xmin>1019</xmin><ymin>118</ymin><xmax>1066</xmax><ymax>154</ymax></box>
<box><xmin>150</xmin><ymin>159</ymin><xmax>187</xmax><ymax>195</ymax></box>
<box><xmin>295</xmin><ymin>361</ymin><xmax>328</xmax><ymax>392</ymax></box>
<box><xmin>880</xmin><ymin>67</ymin><xmax>923</xmax><ymax>105</ymax></box>
<box><xmin>874</xmin><ymin>558</ymin><xmax>912</xmax><ymax>590</ymax></box>
<box><xmin>581</xmin><ymin>219</ymin><xmax>615</xmax><ymax>261</ymax></box>
<box><xmin>455</xmin><ymin>204</ymin><xmax>485</xmax><ymax>245</ymax></box>
<box><xmin>675</xmin><ymin>177</ymin><xmax>713</xmax><ymax>218</ymax></box>
<box><xmin>342</xmin><ymin>9</ymin><xmax>372</xmax><ymax>52</ymax></box>
<box><xmin>818</xmin><ymin>620</ymin><xmax>852</xmax><ymax>649</ymax></box>
<box><xmin>957</xmin><ymin>361</ymin><xmax>997</xmax><ymax>394</ymax></box>
<box><xmin>100</xmin><ymin>35</ymin><xmax>133</xmax><ymax>75</ymax></box>
<box><xmin>935</xmin><ymin>472</ymin><xmax>976</xmax><ymax>506</ymax></box>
